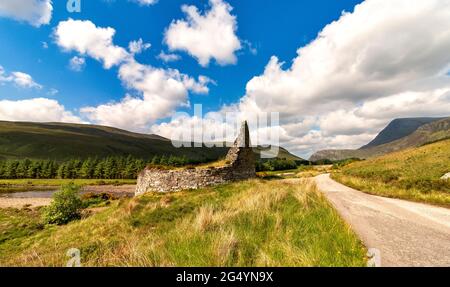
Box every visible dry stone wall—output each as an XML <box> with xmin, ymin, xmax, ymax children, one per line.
<box><xmin>135</xmin><ymin>121</ymin><xmax>256</xmax><ymax>195</ymax></box>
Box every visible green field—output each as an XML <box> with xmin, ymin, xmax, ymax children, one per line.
<box><xmin>0</xmin><ymin>179</ymin><xmax>366</xmax><ymax>267</ymax></box>
<box><xmin>332</xmin><ymin>139</ymin><xmax>450</xmax><ymax>207</ymax></box>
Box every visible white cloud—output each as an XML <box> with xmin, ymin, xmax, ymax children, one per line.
<box><xmin>244</xmin><ymin>0</ymin><xmax>450</xmax><ymax>117</ymax></box>
<box><xmin>54</xmin><ymin>19</ymin><xmax>129</xmax><ymax>69</ymax></box>
<box><xmin>11</xmin><ymin>72</ymin><xmax>42</xmax><ymax>89</ymax></box>
<box><xmin>157</xmin><ymin>51</ymin><xmax>181</xmax><ymax>63</ymax></box>
<box><xmin>80</xmin><ymin>59</ymin><xmax>211</xmax><ymax>131</ymax></box>
<box><xmin>128</xmin><ymin>38</ymin><xmax>151</xmax><ymax>54</ymax></box>
<box><xmin>0</xmin><ymin>66</ymin><xmax>42</xmax><ymax>89</ymax></box>
<box><xmin>0</xmin><ymin>0</ymin><xmax>52</xmax><ymax>27</ymax></box>
<box><xmin>0</xmin><ymin>98</ymin><xmax>82</xmax><ymax>123</ymax></box>
<box><xmin>69</xmin><ymin>56</ymin><xmax>86</xmax><ymax>72</ymax></box>
<box><xmin>53</xmin><ymin>19</ymin><xmax>213</xmax><ymax>132</ymax></box>
<box><xmin>153</xmin><ymin>0</ymin><xmax>450</xmax><ymax>158</ymax></box>
<box><xmin>164</xmin><ymin>0</ymin><xmax>241</xmax><ymax>67</ymax></box>
<box><xmin>130</xmin><ymin>0</ymin><xmax>158</xmax><ymax>6</ymax></box>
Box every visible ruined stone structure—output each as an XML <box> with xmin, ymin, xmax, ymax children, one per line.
<box><xmin>135</xmin><ymin>121</ymin><xmax>256</xmax><ymax>195</ymax></box>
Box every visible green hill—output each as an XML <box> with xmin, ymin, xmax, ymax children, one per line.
<box><xmin>361</xmin><ymin>117</ymin><xmax>444</xmax><ymax>148</ymax></box>
<box><xmin>332</xmin><ymin>139</ymin><xmax>450</xmax><ymax>207</ymax></box>
<box><xmin>310</xmin><ymin>117</ymin><xmax>450</xmax><ymax>161</ymax></box>
<box><xmin>0</xmin><ymin>121</ymin><xmax>302</xmax><ymax>162</ymax></box>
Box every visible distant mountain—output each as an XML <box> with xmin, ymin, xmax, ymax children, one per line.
<box><xmin>360</xmin><ymin>117</ymin><xmax>445</xmax><ymax>149</ymax></box>
<box><xmin>0</xmin><ymin>121</ymin><xmax>302</xmax><ymax>162</ymax></box>
<box><xmin>310</xmin><ymin>117</ymin><xmax>450</xmax><ymax>162</ymax></box>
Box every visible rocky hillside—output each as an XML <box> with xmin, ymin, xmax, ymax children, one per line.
<box><xmin>310</xmin><ymin>117</ymin><xmax>450</xmax><ymax>161</ymax></box>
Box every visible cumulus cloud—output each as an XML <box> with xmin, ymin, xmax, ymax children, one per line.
<box><xmin>164</xmin><ymin>0</ymin><xmax>241</xmax><ymax>67</ymax></box>
<box><xmin>81</xmin><ymin>59</ymin><xmax>211</xmax><ymax>130</ymax></box>
<box><xmin>0</xmin><ymin>66</ymin><xmax>42</xmax><ymax>89</ymax></box>
<box><xmin>244</xmin><ymin>0</ymin><xmax>450</xmax><ymax>117</ymax></box>
<box><xmin>157</xmin><ymin>51</ymin><xmax>181</xmax><ymax>63</ymax></box>
<box><xmin>153</xmin><ymin>0</ymin><xmax>450</xmax><ymax>158</ymax></box>
<box><xmin>0</xmin><ymin>98</ymin><xmax>82</xmax><ymax>123</ymax></box>
<box><xmin>54</xmin><ymin>19</ymin><xmax>213</xmax><ymax>132</ymax></box>
<box><xmin>54</xmin><ymin>19</ymin><xmax>129</xmax><ymax>69</ymax></box>
<box><xmin>69</xmin><ymin>56</ymin><xmax>86</xmax><ymax>72</ymax></box>
<box><xmin>0</xmin><ymin>0</ymin><xmax>52</xmax><ymax>27</ymax></box>
<box><xmin>10</xmin><ymin>72</ymin><xmax>43</xmax><ymax>89</ymax></box>
<box><xmin>128</xmin><ymin>38</ymin><xmax>151</xmax><ymax>54</ymax></box>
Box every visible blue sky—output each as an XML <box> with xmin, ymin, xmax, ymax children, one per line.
<box><xmin>0</xmin><ymin>0</ymin><xmax>449</xmax><ymax>157</ymax></box>
<box><xmin>0</xmin><ymin>0</ymin><xmax>362</xmax><ymax>113</ymax></box>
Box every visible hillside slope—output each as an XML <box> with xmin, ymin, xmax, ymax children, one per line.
<box><xmin>0</xmin><ymin>121</ymin><xmax>302</xmax><ymax>162</ymax></box>
<box><xmin>310</xmin><ymin>117</ymin><xmax>450</xmax><ymax>161</ymax></box>
<box><xmin>332</xmin><ymin>139</ymin><xmax>450</xmax><ymax>206</ymax></box>
<box><xmin>361</xmin><ymin>117</ymin><xmax>444</xmax><ymax>149</ymax></box>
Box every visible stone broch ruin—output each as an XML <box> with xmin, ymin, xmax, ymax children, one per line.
<box><xmin>135</xmin><ymin>121</ymin><xmax>256</xmax><ymax>195</ymax></box>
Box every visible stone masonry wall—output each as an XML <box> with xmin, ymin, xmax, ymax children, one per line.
<box><xmin>135</xmin><ymin>121</ymin><xmax>256</xmax><ymax>195</ymax></box>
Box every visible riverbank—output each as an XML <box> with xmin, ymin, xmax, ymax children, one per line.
<box><xmin>0</xmin><ymin>198</ymin><xmax>51</xmax><ymax>209</ymax></box>
<box><xmin>0</xmin><ymin>184</ymin><xmax>136</xmax><ymax>209</ymax></box>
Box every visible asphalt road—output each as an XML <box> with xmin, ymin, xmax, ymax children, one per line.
<box><xmin>315</xmin><ymin>174</ymin><xmax>450</xmax><ymax>267</ymax></box>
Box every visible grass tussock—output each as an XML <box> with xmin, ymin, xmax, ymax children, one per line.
<box><xmin>333</xmin><ymin>139</ymin><xmax>450</xmax><ymax>207</ymax></box>
<box><xmin>0</xmin><ymin>179</ymin><xmax>366</xmax><ymax>267</ymax></box>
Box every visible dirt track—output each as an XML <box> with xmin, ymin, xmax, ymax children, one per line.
<box><xmin>314</xmin><ymin>174</ymin><xmax>450</xmax><ymax>267</ymax></box>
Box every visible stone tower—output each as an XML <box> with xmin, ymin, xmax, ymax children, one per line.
<box><xmin>135</xmin><ymin>121</ymin><xmax>256</xmax><ymax>195</ymax></box>
<box><xmin>225</xmin><ymin>121</ymin><xmax>256</xmax><ymax>178</ymax></box>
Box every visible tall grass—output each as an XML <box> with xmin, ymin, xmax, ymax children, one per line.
<box><xmin>0</xmin><ymin>179</ymin><xmax>366</xmax><ymax>267</ymax></box>
<box><xmin>333</xmin><ymin>139</ymin><xmax>450</xmax><ymax>207</ymax></box>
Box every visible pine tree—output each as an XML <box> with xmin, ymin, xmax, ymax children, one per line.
<box><xmin>151</xmin><ymin>155</ymin><xmax>160</xmax><ymax>165</ymax></box>
<box><xmin>80</xmin><ymin>158</ymin><xmax>94</xmax><ymax>179</ymax></box>
<box><xmin>159</xmin><ymin>155</ymin><xmax>168</xmax><ymax>165</ymax></box>
<box><xmin>94</xmin><ymin>161</ymin><xmax>104</xmax><ymax>179</ymax></box>
<box><xmin>4</xmin><ymin>161</ymin><xmax>18</xmax><ymax>179</ymax></box>
<box><xmin>16</xmin><ymin>159</ymin><xmax>30</xmax><ymax>178</ymax></box>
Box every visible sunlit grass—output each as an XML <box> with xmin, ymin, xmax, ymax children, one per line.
<box><xmin>0</xmin><ymin>179</ymin><xmax>366</xmax><ymax>267</ymax></box>
<box><xmin>333</xmin><ymin>139</ymin><xmax>450</xmax><ymax>207</ymax></box>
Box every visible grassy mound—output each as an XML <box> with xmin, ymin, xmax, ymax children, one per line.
<box><xmin>332</xmin><ymin>139</ymin><xmax>450</xmax><ymax>207</ymax></box>
<box><xmin>0</xmin><ymin>179</ymin><xmax>366</xmax><ymax>267</ymax></box>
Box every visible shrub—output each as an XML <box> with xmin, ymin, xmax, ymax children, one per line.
<box><xmin>256</xmin><ymin>159</ymin><xmax>298</xmax><ymax>172</ymax></box>
<box><xmin>81</xmin><ymin>192</ymin><xmax>115</xmax><ymax>208</ymax></box>
<box><xmin>43</xmin><ymin>184</ymin><xmax>83</xmax><ymax>225</ymax></box>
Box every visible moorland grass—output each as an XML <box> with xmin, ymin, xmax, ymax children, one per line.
<box><xmin>332</xmin><ymin>139</ymin><xmax>450</xmax><ymax>207</ymax></box>
<box><xmin>0</xmin><ymin>179</ymin><xmax>366</xmax><ymax>267</ymax></box>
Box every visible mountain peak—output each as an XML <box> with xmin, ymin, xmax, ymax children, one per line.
<box><xmin>360</xmin><ymin>117</ymin><xmax>445</xmax><ymax>149</ymax></box>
